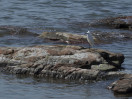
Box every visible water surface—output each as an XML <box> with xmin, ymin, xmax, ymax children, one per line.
<box><xmin>0</xmin><ymin>0</ymin><xmax>132</xmax><ymax>99</ymax></box>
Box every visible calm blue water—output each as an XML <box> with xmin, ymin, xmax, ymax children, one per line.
<box><xmin>0</xmin><ymin>0</ymin><xmax>132</xmax><ymax>99</ymax></box>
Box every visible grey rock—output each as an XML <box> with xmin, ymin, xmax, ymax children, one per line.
<box><xmin>0</xmin><ymin>45</ymin><xmax>125</xmax><ymax>81</ymax></box>
<box><xmin>108</xmin><ymin>74</ymin><xmax>132</xmax><ymax>94</ymax></box>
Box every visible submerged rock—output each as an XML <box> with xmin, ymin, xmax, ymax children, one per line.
<box><xmin>91</xmin><ymin>16</ymin><xmax>132</xmax><ymax>30</ymax></box>
<box><xmin>0</xmin><ymin>45</ymin><xmax>124</xmax><ymax>81</ymax></box>
<box><xmin>108</xmin><ymin>74</ymin><xmax>132</xmax><ymax>94</ymax></box>
<box><xmin>0</xmin><ymin>25</ymin><xmax>38</xmax><ymax>36</ymax></box>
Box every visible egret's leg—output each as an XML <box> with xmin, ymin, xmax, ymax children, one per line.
<box><xmin>88</xmin><ymin>42</ymin><xmax>91</xmax><ymax>49</ymax></box>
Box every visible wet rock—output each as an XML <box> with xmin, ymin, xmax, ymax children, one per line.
<box><xmin>91</xmin><ymin>64</ymin><xmax>117</xmax><ymax>71</ymax></box>
<box><xmin>92</xmin><ymin>16</ymin><xmax>132</xmax><ymax>30</ymax></box>
<box><xmin>40</xmin><ymin>31</ymin><xmax>132</xmax><ymax>45</ymax></box>
<box><xmin>106</xmin><ymin>71</ymin><xmax>126</xmax><ymax>77</ymax></box>
<box><xmin>108</xmin><ymin>74</ymin><xmax>132</xmax><ymax>94</ymax></box>
<box><xmin>93</xmin><ymin>31</ymin><xmax>132</xmax><ymax>43</ymax></box>
<box><xmin>39</xmin><ymin>31</ymin><xmax>106</xmax><ymax>45</ymax></box>
<box><xmin>0</xmin><ymin>45</ymin><xmax>124</xmax><ymax>80</ymax></box>
<box><xmin>0</xmin><ymin>25</ymin><xmax>38</xmax><ymax>36</ymax></box>
<box><xmin>0</xmin><ymin>48</ymin><xmax>14</xmax><ymax>55</ymax></box>
<box><xmin>39</xmin><ymin>32</ymin><xmax>89</xmax><ymax>44</ymax></box>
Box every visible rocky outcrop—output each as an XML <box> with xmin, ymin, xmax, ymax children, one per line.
<box><xmin>39</xmin><ymin>31</ymin><xmax>132</xmax><ymax>45</ymax></box>
<box><xmin>91</xmin><ymin>16</ymin><xmax>132</xmax><ymax>30</ymax></box>
<box><xmin>39</xmin><ymin>32</ymin><xmax>89</xmax><ymax>44</ymax></box>
<box><xmin>108</xmin><ymin>74</ymin><xmax>132</xmax><ymax>94</ymax></box>
<box><xmin>0</xmin><ymin>25</ymin><xmax>38</xmax><ymax>36</ymax></box>
<box><xmin>0</xmin><ymin>45</ymin><xmax>124</xmax><ymax>81</ymax></box>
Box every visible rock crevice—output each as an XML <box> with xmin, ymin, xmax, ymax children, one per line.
<box><xmin>0</xmin><ymin>45</ymin><xmax>124</xmax><ymax>81</ymax></box>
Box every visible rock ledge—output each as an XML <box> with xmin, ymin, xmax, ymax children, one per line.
<box><xmin>0</xmin><ymin>45</ymin><xmax>124</xmax><ymax>81</ymax></box>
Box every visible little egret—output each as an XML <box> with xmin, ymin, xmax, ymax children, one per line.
<box><xmin>85</xmin><ymin>31</ymin><xmax>94</xmax><ymax>48</ymax></box>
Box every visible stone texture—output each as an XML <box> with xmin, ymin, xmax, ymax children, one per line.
<box><xmin>39</xmin><ymin>31</ymin><xmax>132</xmax><ymax>46</ymax></box>
<box><xmin>92</xmin><ymin>16</ymin><xmax>132</xmax><ymax>30</ymax></box>
<box><xmin>91</xmin><ymin>64</ymin><xmax>117</xmax><ymax>71</ymax></box>
<box><xmin>39</xmin><ymin>32</ymin><xmax>88</xmax><ymax>44</ymax></box>
<box><xmin>0</xmin><ymin>45</ymin><xmax>124</xmax><ymax>81</ymax></box>
<box><xmin>108</xmin><ymin>74</ymin><xmax>132</xmax><ymax>94</ymax></box>
<box><xmin>0</xmin><ymin>25</ymin><xmax>38</xmax><ymax>36</ymax></box>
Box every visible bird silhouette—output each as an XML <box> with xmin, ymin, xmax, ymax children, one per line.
<box><xmin>86</xmin><ymin>31</ymin><xmax>94</xmax><ymax>48</ymax></box>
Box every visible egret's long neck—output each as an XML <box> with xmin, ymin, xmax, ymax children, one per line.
<box><xmin>86</xmin><ymin>34</ymin><xmax>89</xmax><ymax>40</ymax></box>
<box><xmin>87</xmin><ymin>34</ymin><xmax>89</xmax><ymax>37</ymax></box>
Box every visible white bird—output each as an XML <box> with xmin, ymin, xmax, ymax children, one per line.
<box><xmin>86</xmin><ymin>31</ymin><xmax>94</xmax><ymax>48</ymax></box>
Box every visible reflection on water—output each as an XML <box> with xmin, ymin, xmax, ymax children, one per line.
<box><xmin>0</xmin><ymin>73</ymin><xmax>120</xmax><ymax>99</ymax></box>
<box><xmin>0</xmin><ymin>41</ymin><xmax>131</xmax><ymax>99</ymax></box>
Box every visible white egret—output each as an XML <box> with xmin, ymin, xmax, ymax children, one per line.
<box><xmin>85</xmin><ymin>31</ymin><xmax>94</xmax><ymax>48</ymax></box>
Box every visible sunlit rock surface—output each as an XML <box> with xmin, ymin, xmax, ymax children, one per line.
<box><xmin>0</xmin><ymin>45</ymin><xmax>124</xmax><ymax>81</ymax></box>
<box><xmin>39</xmin><ymin>32</ymin><xmax>88</xmax><ymax>44</ymax></box>
<box><xmin>108</xmin><ymin>74</ymin><xmax>132</xmax><ymax>94</ymax></box>
<box><xmin>40</xmin><ymin>31</ymin><xmax>132</xmax><ymax>45</ymax></box>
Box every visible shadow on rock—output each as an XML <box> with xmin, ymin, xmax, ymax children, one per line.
<box><xmin>0</xmin><ymin>45</ymin><xmax>125</xmax><ymax>81</ymax></box>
